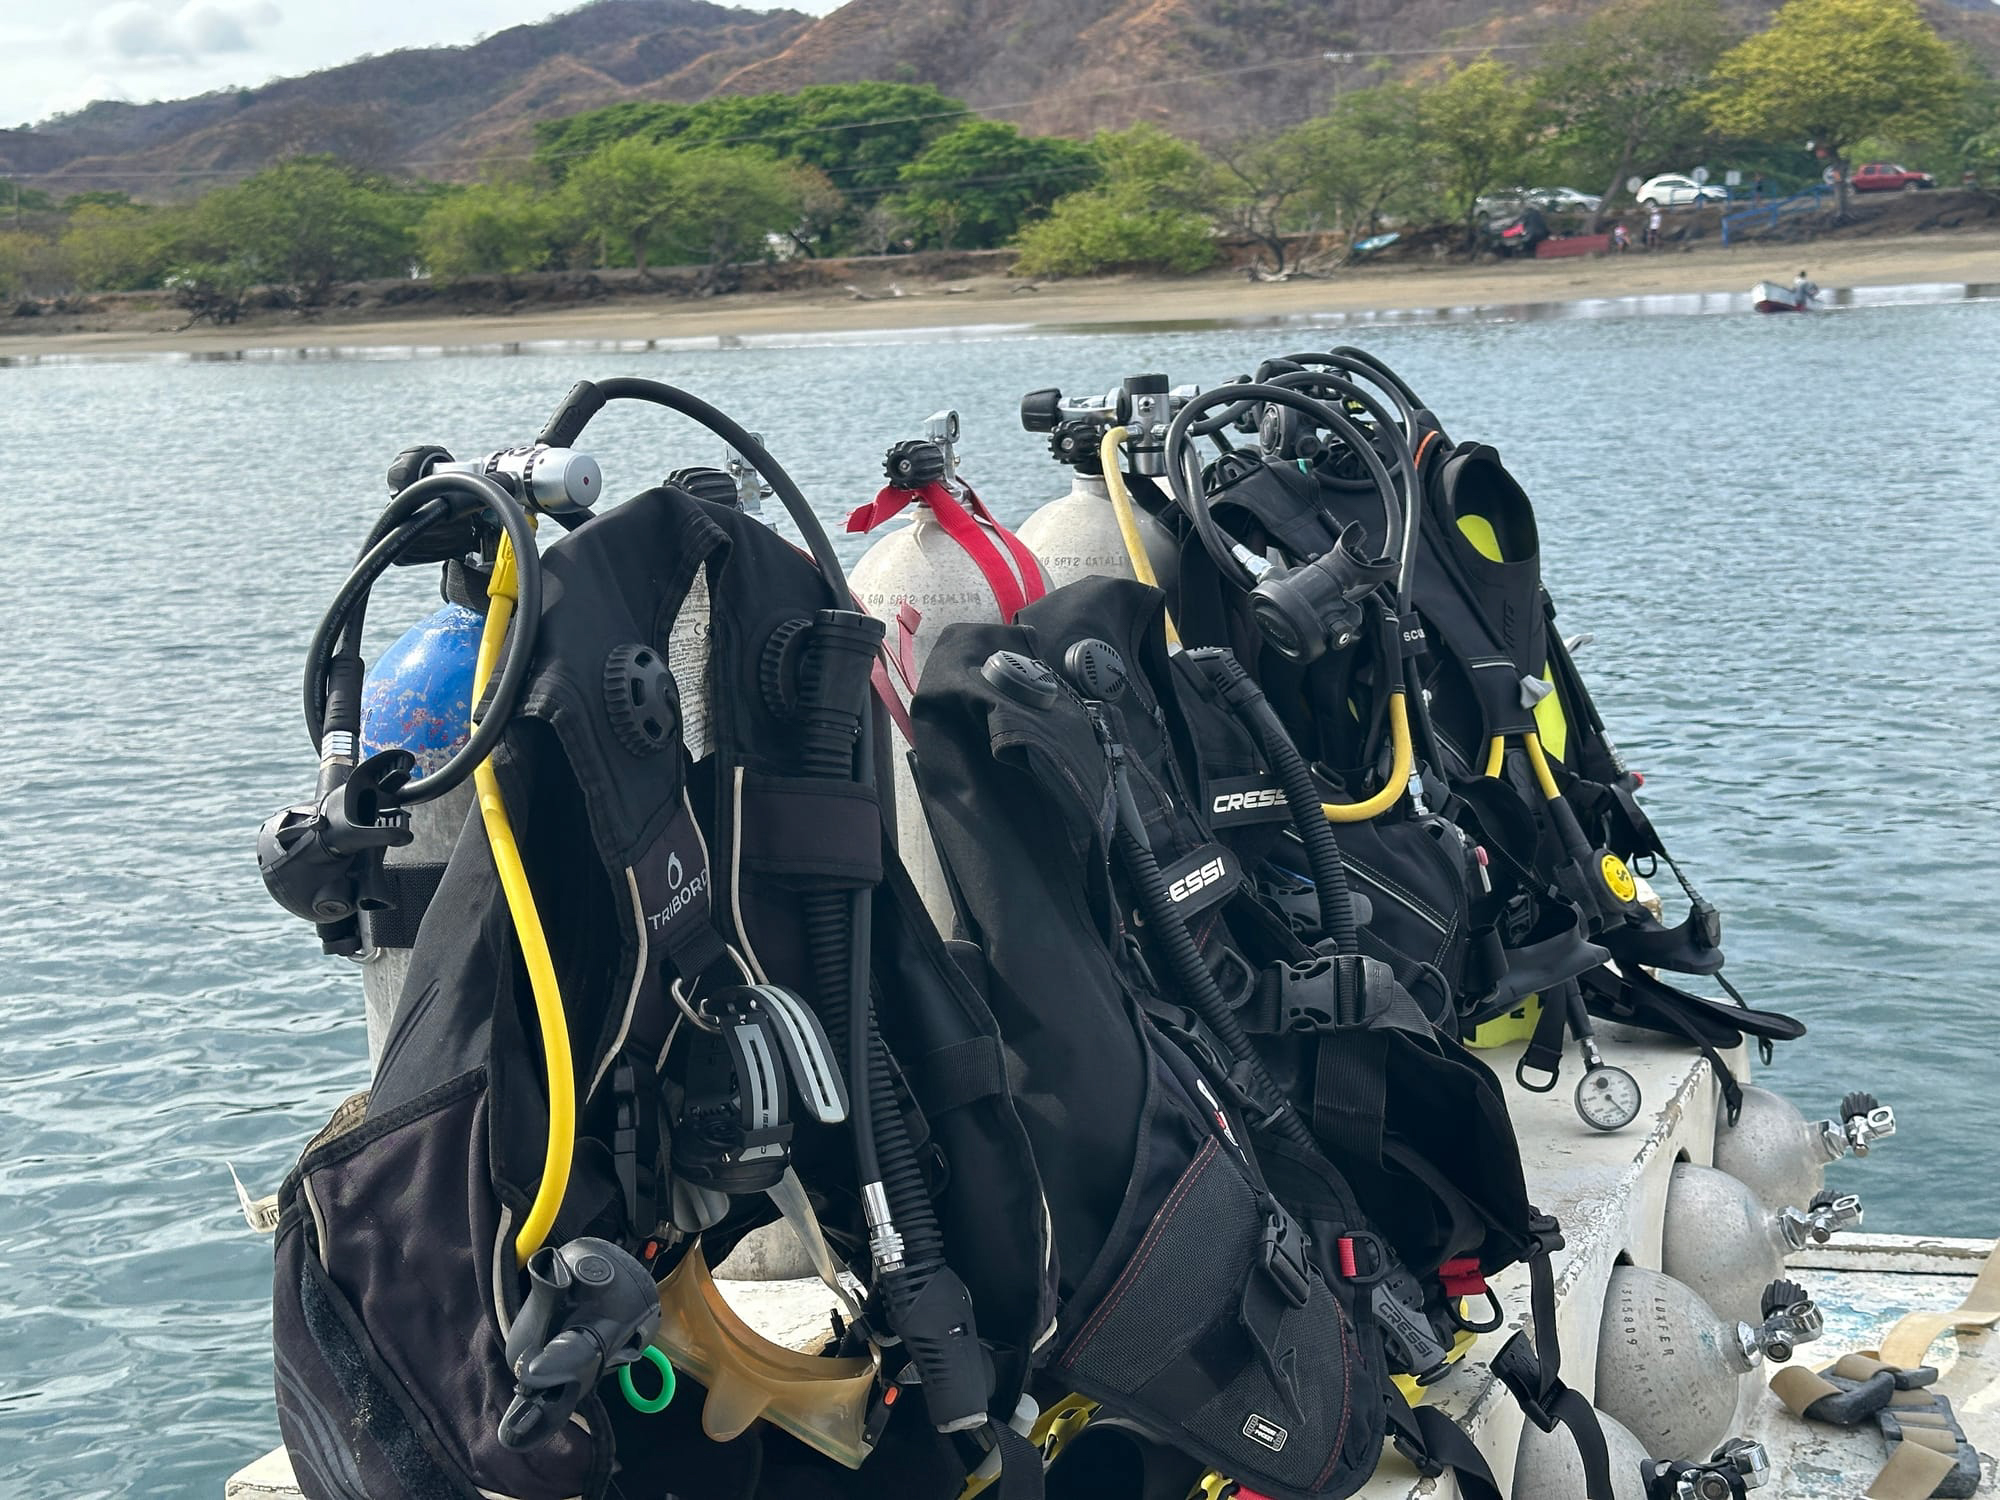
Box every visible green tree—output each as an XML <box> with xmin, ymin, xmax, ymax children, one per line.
<box><xmin>60</xmin><ymin>202</ymin><xmax>178</xmax><ymax>290</ymax></box>
<box><xmin>182</xmin><ymin>158</ymin><xmax>414</xmax><ymax>302</ymax></box>
<box><xmin>657</xmin><ymin>149</ymin><xmax>812</xmax><ymax>288</ymax></box>
<box><xmin>416</xmin><ymin>183</ymin><xmax>556</xmax><ymax>286</ymax></box>
<box><xmin>1538</xmin><ymin>0</ymin><xmax>1735</xmax><ymax>229</ymax></box>
<box><xmin>1707</xmin><ymin>0</ymin><xmax>1969</xmax><ymax>215</ymax></box>
<box><xmin>566</xmin><ymin>139</ymin><xmax>811</xmax><ymax>282</ymax></box>
<box><xmin>896</xmin><ymin>120</ymin><xmax>1100</xmax><ymax>249</ymax></box>
<box><xmin>566</xmin><ymin>136</ymin><xmax>685</xmax><ymax>275</ymax></box>
<box><xmin>0</xmin><ymin>231</ymin><xmax>51</xmax><ymax>299</ymax></box>
<box><xmin>1293</xmin><ymin>85</ymin><xmax>1428</xmax><ymax>239</ymax></box>
<box><xmin>1419</xmin><ymin>59</ymin><xmax>1541</xmax><ymax>249</ymax></box>
<box><xmin>1013</xmin><ymin>125</ymin><xmax>1219</xmax><ymax>277</ymax></box>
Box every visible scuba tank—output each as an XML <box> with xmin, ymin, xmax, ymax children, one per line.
<box><xmin>1016</xmin><ymin>376</ymin><xmax>1183</xmax><ymax>590</ymax></box>
<box><xmin>1660</xmin><ymin>1163</ymin><xmax>1861</xmax><ymax>1324</ymax></box>
<box><xmin>846</xmin><ymin>410</ymin><xmax>1048</xmax><ymax>932</ymax></box>
<box><xmin>1711</xmin><ymin>1086</ymin><xmax>1895</xmax><ymax>1216</ymax></box>
<box><xmin>355</xmin><ymin>597</ymin><xmax>481</xmax><ymax>1065</ymax></box>
<box><xmin>1595</xmin><ymin>1267</ymin><xmax>1824</xmax><ymax>1461</ymax></box>
<box><xmin>1515</xmin><ymin>1406</ymin><xmax>1652</xmax><ymax>1500</ymax></box>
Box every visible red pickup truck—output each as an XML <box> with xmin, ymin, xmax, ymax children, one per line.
<box><xmin>1851</xmin><ymin>163</ymin><xmax>1936</xmax><ymax>193</ymax></box>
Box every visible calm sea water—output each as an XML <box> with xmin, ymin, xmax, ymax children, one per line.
<box><xmin>3</xmin><ymin>298</ymin><xmax>1998</xmax><ymax>1497</ymax></box>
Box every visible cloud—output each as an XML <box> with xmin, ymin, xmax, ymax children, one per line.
<box><xmin>89</xmin><ymin>0</ymin><xmax>279</xmax><ymax>60</ymax></box>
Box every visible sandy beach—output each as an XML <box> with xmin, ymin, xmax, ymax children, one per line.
<box><xmin>5</xmin><ymin>229</ymin><xmax>1996</xmax><ymax>360</ymax></box>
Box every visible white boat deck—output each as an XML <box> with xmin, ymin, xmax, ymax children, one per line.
<box><xmin>224</xmin><ymin>1036</ymin><xmax>1993</xmax><ymax>1498</ymax></box>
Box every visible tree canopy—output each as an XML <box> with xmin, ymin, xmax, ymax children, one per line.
<box><xmin>1539</xmin><ymin>0</ymin><xmax>1736</xmax><ymax>229</ymax></box>
<box><xmin>896</xmin><ymin>120</ymin><xmax>1100</xmax><ymax>249</ymax></box>
<box><xmin>1419</xmin><ymin>59</ymin><xmax>1542</xmax><ymax>246</ymax></box>
<box><xmin>1708</xmin><ymin>0</ymin><xmax>1970</xmax><ymax>210</ymax></box>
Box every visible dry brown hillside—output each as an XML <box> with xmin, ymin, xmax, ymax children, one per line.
<box><xmin>5</xmin><ymin>0</ymin><xmax>1997</xmax><ymax>199</ymax></box>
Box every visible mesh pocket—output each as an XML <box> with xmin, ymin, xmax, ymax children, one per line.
<box><xmin>1057</xmin><ymin>1138</ymin><xmax>1379</xmax><ymax>1499</ymax></box>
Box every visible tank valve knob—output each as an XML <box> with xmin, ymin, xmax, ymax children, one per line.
<box><xmin>884</xmin><ymin>439</ymin><xmax>948</xmax><ymax>488</ymax></box>
<box><xmin>666</xmin><ymin>465</ymin><xmax>746</xmax><ymax>510</ymax></box>
<box><xmin>1779</xmin><ymin>1189</ymin><xmax>1862</xmax><ymax>1247</ymax></box>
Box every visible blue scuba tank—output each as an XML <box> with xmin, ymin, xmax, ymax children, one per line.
<box><xmin>357</xmin><ymin>603</ymin><xmax>482</xmax><ymax>1068</ymax></box>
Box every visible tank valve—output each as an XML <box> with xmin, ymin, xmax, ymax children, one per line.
<box><xmin>1778</xmin><ymin>1189</ymin><xmax>1863</xmax><ymax>1248</ymax></box>
<box><xmin>1823</xmin><ymin>1091</ymin><xmax>1896</xmax><ymax>1158</ymax></box>
<box><xmin>722</xmin><ymin>435</ymin><xmax>772</xmax><ymax>516</ymax></box>
<box><xmin>1745</xmin><ymin>1279</ymin><xmax>1823</xmax><ymax>1364</ymax></box>
<box><xmin>1642</xmin><ymin>1437</ymin><xmax>1770</xmax><ymax>1498</ymax></box>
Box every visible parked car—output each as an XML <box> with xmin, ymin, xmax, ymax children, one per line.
<box><xmin>1474</xmin><ymin>188</ymin><xmax>1530</xmax><ymax>221</ymax></box>
<box><xmin>1851</xmin><ymin>163</ymin><xmax>1936</xmax><ymax>193</ymax></box>
<box><xmin>1635</xmin><ymin>173</ymin><xmax>1728</xmax><ymax>207</ymax></box>
<box><xmin>1524</xmin><ymin>186</ymin><xmax>1603</xmax><ymax>213</ymax></box>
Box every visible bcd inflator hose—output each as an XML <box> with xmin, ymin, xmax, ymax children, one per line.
<box><xmin>1187</xmin><ymin>648</ymin><xmax>1358</xmax><ymax>954</ymax></box>
<box><xmin>538</xmin><ymin>378</ymin><xmax>991</xmax><ymax>1435</ymax></box>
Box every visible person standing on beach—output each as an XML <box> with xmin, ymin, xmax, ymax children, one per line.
<box><xmin>1612</xmin><ymin>223</ymin><xmax>1630</xmax><ymax>252</ymax></box>
<box><xmin>1646</xmin><ymin>204</ymin><xmax>1663</xmax><ymax>248</ymax></box>
<box><xmin>1752</xmin><ymin>173</ymin><xmax>1766</xmax><ymax>204</ymax></box>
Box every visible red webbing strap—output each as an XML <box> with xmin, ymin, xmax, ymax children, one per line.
<box><xmin>847</xmin><ymin>481</ymin><xmax>1040</xmax><ymax>622</ymax></box>
<box><xmin>958</xmin><ymin>482</ymin><xmax>1047</xmax><ymax>610</ymax></box>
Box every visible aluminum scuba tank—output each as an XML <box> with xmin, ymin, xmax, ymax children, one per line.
<box><xmin>1661</xmin><ymin>1163</ymin><xmax>1861</xmax><ymax>1324</ymax></box>
<box><xmin>1595</xmin><ymin>1267</ymin><xmax>1824</xmax><ymax>1460</ymax></box>
<box><xmin>1514</xmin><ymin>1406</ymin><xmax>1652</xmax><ymax>1500</ymax></box>
<box><xmin>1016</xmin><ymin>382</ymin><xmax>1181</xmax><ymax>589</ymax></box>
<box><xmin>846</xmin><ymin>412</ymin><xmax>1050</xmax><ymax>932</ymax></box>
<box><xmin>1712</xmin><ymin>1086</ymin><xmax>1895</xmax><ymax>1216</ymax></box>
<box><xmin>357</xmin><ymin>597</ymin><xmax>480</xmax><ymax>1069</ymax></box>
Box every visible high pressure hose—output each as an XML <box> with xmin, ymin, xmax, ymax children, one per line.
<box><xmin>533</xmin><ymin>377</ymin><xmax>989</xmax><ymax>1435</ymax></box>
<box><xmin>1189</xmin><ymin>649</ymin><xmax>1358</xmax><ymax>953</ymax></box>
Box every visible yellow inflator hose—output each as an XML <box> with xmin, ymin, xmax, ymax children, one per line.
<box><xmin>1322</xmin><ymin>693</ymin><xmax>1412</xmax><ymax>823</ymax></box>
<box><xmin>473</xmin><ymin>530</ymin><xmax>576</xmax><ymax>1267</ymax></box>
<box><xmin>1099</xmin><ymin>426</ymin><xmax>1180</xmax><ymax>646</ymax></box>
<box><xmin>1485</xmin><ymin>732</ymin><xmax>1563</xmax><ymax>802</ymax></box>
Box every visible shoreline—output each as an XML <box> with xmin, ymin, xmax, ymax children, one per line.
<box><xmin>5</xmin><ymin>230</ymin><xmax>1996</xmax><ymax>363</ymax></box>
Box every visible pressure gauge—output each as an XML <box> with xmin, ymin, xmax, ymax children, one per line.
<box><xmin>1575</xmin><ymin>1063</ymin><xmax>1643</xmax><ymax>1132</ymax></box>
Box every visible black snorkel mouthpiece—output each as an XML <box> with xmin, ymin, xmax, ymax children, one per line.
<box><xmin>1249</xmin><ymin>522</ymin><xmax>1398</xmax><ymax>663</ymax></box>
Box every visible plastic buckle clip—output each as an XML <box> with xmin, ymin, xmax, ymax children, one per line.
<box><xmin>1261</xmin><ymin>1211</ymin><xmax>1312</xmax><ymax>1308</ymax></box>
<box><xmin>1492</xmin><ymin>1333</ymin><xmax>1559</xmax><ymax>1432</ymax></box>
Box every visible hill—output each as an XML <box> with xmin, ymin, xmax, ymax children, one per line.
<box><xmin>5</xmin><ymin>0</ymin><xmax>1997</xmax><ymax>200</ymax></box>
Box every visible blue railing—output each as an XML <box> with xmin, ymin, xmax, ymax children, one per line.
<box><xmin>1721</xmin><ymin>187</ymin><xmax>1830</xmax><ymax>246</ymax></box>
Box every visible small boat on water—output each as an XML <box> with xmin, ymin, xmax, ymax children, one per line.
<box><xmin>1754</xmin><ymin>280</ymin><xmax>1811</xmax><ymax>313</ymax></box>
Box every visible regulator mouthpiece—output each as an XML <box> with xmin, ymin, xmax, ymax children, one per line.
<box><xmin>499</xmin><ymin>1237</ymin><xmax>662</xmax><ymax>1450</ymax></box>
<box><xmin>1248</xmin><ymin>521</ymin><xmax>1396</xmax><ymax>663</ymax></box>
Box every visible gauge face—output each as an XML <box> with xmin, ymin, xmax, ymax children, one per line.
<box><xmin>1575</xmin><ymin>1064</ymin><xmax>1643</xmax><ymax>1131</ymax></box>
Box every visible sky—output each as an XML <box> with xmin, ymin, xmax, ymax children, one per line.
<box><xmin>1</xmin><ymin>0</ymin><xmax>847</xmax><ymax>129</ymax></box>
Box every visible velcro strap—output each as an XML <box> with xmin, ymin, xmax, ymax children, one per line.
<box><xmin>736</xmin><ymin>773</ymin><xmax>884</xmax><ymax>888</ymax></box>
<box><xmin>907</xmin><ymin>1036</ymin><xmax>1008</xmax><ymax>1117</ymax></box>
<box><xmin>1866</xmin><ymin>1434</ymin><xmax>1960</xmax><ymax>1499</ymax></box>
<box><xmin>356</xmin><ymin>861</ymin><xmax>448</xmax><ymax>950</ymax></box>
